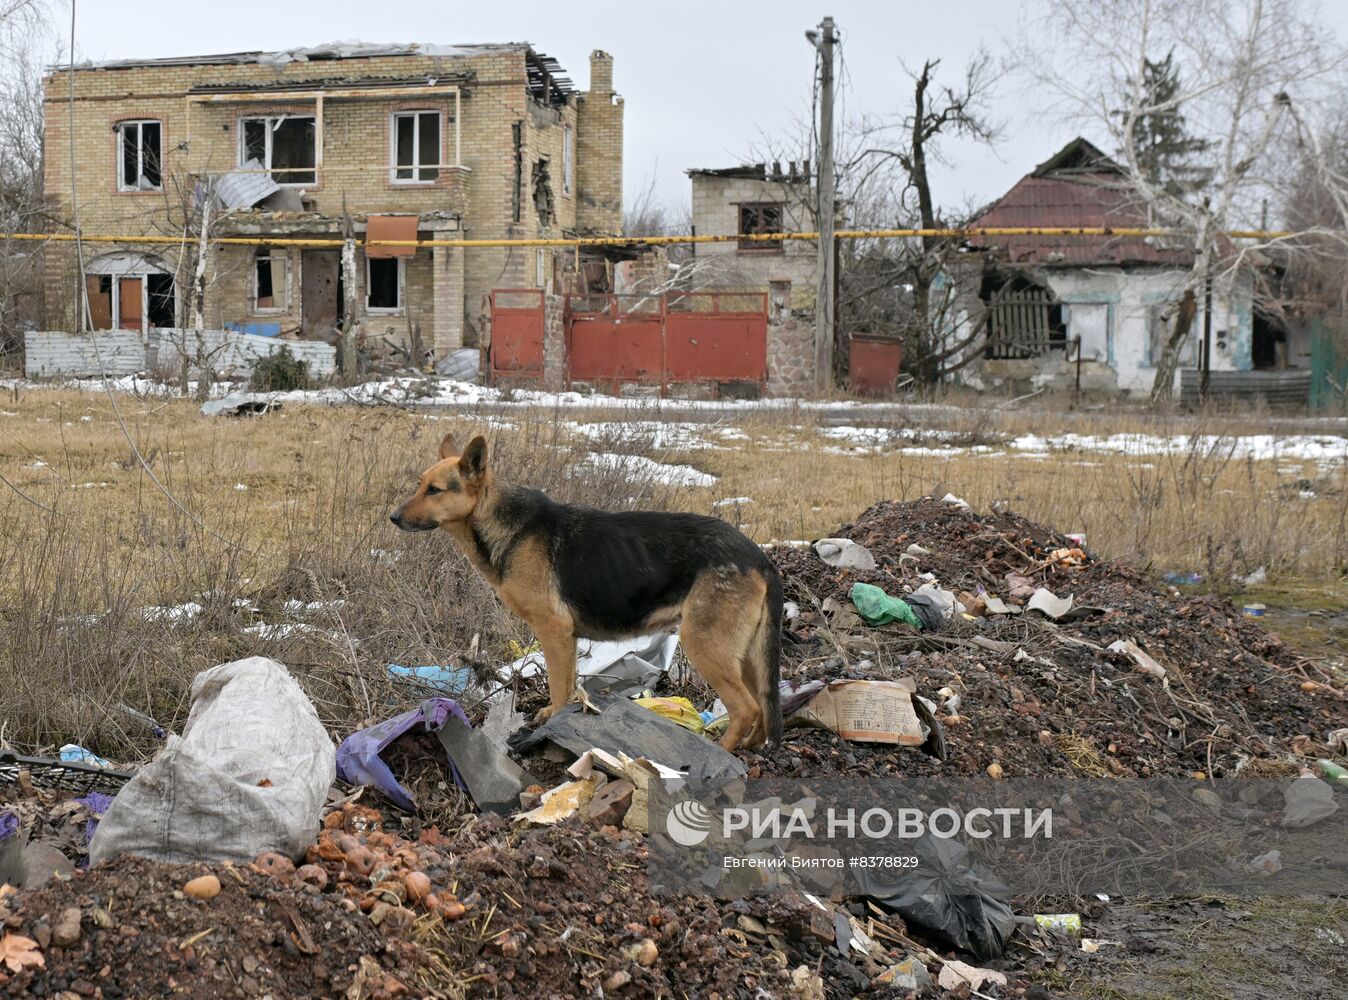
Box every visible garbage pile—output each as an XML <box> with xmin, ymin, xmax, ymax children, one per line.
<box><xmin>768</xmin><ymin>496</ymin><xmax>1341</xmax><ymax>781</ymax></box>
<box><xmin>2</xmin><ymin>498</ymin><xmax>1345</xmax><ymax>999</ymax></box>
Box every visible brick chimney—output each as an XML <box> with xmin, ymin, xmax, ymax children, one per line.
<box><xmin>575</xmin><ymin>49</ymin><xmax>624</xmax><ymax>234</ymax></box>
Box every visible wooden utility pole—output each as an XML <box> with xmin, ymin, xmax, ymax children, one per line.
<box><xmin>809</xmin><ymin>16</ymin><xmax>837</xmax><ymax>391</ymax></box>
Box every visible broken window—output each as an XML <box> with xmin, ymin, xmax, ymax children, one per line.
<box><xmin>738</xmin><ymin>203</ymin><xmax>784</xmax><ymax>250</ymax></box>
<box><xmin>253</xmin><ymin>249</ymin><xmax>289</xmax><ymax>312</ymax></box>
<box><xmin>982</xmin><ymin>272</ymin><xmax>1066</xmax><ymax>359</ymax></box>
<box><xmin>511</xmin><ymin>122</ymin><xmax>523</xmax><ymax>223</ymax></box>
<box><xmin>146</xmin><ymin>274</ymin><xmax>176</xmax><ymax>328</ymax></box>
<box><xmin>84</xmin><ymin>274</ymin><xmax>146</xmax><ymax>332</ymax></box>
<box><xmin>532</xmin><ymin>159</ymin><xmax>555</xmax><ymax>228</ymax></box>
<box><xmin>391</xmin><ymin>110</ymin><xmax>440</xmax><ymax>183</ymax></box>
<box><xmin>562</xmin><ymin>125</ymin><xmax>574</xmax><ymax>195</ymax></box>
<box><xmin>366</xmin><ymin>256</ymin><xmax>402</xmax><ymax>312</ymax></box>
<box><xmin>116</xmin><ymin>120</ymin><xmax>162</xmax><ymax>191</ymax></box>
<box><xmin>241</xmin><ymin>115</ymin><xmax>316</xmax><ymax>185</ymax></box>
<box><xmin>1147</xmin><ymin>302</ymin><xmax>1197</xmax><ymax>367</ymax></box>
<box><xmin>86</xmin><ymin>275</ymin><xmax>113</xmax><ymax>330</ymax></box>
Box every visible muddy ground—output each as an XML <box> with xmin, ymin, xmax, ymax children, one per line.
<box><xmin>2</xmin><ymin>498</ymin><xmax>1345</xmax><ymax>998</ymax></box>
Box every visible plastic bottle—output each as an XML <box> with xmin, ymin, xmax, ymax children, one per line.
<box><xmin>1317</xmin><ymin>759</ymin><xmax>1348</xmax><ymax>788</ymax></box>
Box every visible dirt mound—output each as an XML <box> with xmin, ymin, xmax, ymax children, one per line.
<box><xmin>0</xmin><ymin>855</ymin><xmax>421</xmax><ymax>999</ymax></box>
<box><xmin>768</xmin><ymin>497</ymin><xmax>1339</xmax><ymax>780</ymax></box>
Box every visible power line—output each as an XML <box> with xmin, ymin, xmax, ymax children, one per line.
<box><xmin>10</xmin><ymin>225</ymin><xmax>1315</xmax><ymax>249</ymax></box>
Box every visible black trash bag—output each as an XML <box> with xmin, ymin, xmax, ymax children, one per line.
<box><xmin>854</xmin><ymin>833</ymin><xmax>1014</xmax><ymax>960</ymax></box>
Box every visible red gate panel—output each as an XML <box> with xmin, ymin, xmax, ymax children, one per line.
<box><xmin>568</xmin><ymin>314</ymin><xmax>663</xmax><ymax>383</ymax></box>
<box><xmin>563</xmin><ymin>292</ymin><xmax>768</xmax><ymax>395</ymax></box>
<box><xmin>666</xmin><ymin>313</ymin><xmax>767</xmax><ymax>381</ymax></box>
<box><xmin>489</xmin><ymin>289</ymin><xmax>545</xmax><ymax>383</ymax></box>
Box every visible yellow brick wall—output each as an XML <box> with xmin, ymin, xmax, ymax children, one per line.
<box><xmin>40</xmin><ymin>46</ymin><xmax>614</xmax><ymax>352</ymax></box>
<box><xmin>575</xmin><ymin>51</ymin><xmax>624</xmax><ymax>234</ymax></box>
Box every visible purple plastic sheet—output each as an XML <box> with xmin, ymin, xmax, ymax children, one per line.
<box><xmin>335</xmin><ymin>698</ymin><xmax>470</xmax><ymax>813</ymax></box>
<box><xmin>0</xmin><ymin>809</ymin><xmax>18</xmax><ymax>841</ymax></box>
<box><xmin>76</xmin><ymin>792</ymin><xmax>114</xmax><ymax>850</ymax></box>
<box><xmin>781</xmin><ymin>679</ymin><xmax>826</xmax><ymax>716</ymax></box>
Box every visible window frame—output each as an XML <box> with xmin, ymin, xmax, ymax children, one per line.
<box><xmin>389</xmin><ymin>110</ymin><xmax>443</xmax><ymax>185</ymax></box>
<box><xmin>251</xmin><ymin>249</ymin><xmax>290</xmax><ymax>314</ymax></box>
<box><xmin>737</xmin><ymin>202</ymin><xmax>785</xmax><ymax>251</ymax></box>
<box><xmin>238</xmin><ymin>114</ymin><xmax>318</xmax><ymax>187</ymax></box>
<box><xmin>116</xmin><ymin>119</ymin><xmax>163</xmax><ymax>193</ymax></box>
<box><xmin>365</xmin><ymin>255</ymin><xmax>404</xmax><ymax>314</ymax></box>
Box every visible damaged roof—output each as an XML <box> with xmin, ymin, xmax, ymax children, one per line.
<box><xmin>687</xmin><ymin>162</ymin><xmax>813</xmax><ymax>183</ymax></box>
<box><xmin>57</xmin><ymin>42</ymin><xmax>577</xmax><ymax>101</ymax></box>
<box><xmin>966</xmin><ymin>137</ymin><xmax>1193</xmax><ymax>267</ymax></box>
<box><xmin>61</xmin><ymin>41</ymin><xmax>528</xmax><ymax>70</ymax></box>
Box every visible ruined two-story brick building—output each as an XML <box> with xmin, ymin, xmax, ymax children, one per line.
<box><xmin>40</xmin><ymin>41</ymin><xmax>623</xmax><ymax>362</ymax></box>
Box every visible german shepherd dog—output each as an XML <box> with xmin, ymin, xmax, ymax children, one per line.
<box><xmin>389</xmin><ymin>434</ymin><xmax>782</xmax><ymax>751</ymax></box>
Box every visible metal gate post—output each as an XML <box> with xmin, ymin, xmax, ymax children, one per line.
<box><xmin>660</xmin><ymin>292</ymin><xmax>669</xmax><ymax>399</ymax></box>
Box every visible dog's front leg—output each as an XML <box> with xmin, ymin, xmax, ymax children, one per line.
<box><xmin>534</xmin><ymin>630</ymin><xmax>577</xmax><ymax>724</ymax></box>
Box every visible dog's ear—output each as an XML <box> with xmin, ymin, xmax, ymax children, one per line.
<box><xmin>459</xmin><ymin>435</ymin><xmax>488</xmax><ymax>484</ymax></box>
<box><xmin>438</xmin><ymin>433</ymin><xmax>459</xmax><ymax>461</ymax></box>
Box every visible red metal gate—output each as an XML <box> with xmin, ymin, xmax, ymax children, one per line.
<box><xmin>488</xmin><ymin>289</ymin><xmax>545</xmax><ymax>384</ymax></box>
<box><xmin>565</xmin><ymin>292</ymin><xmax>767</xmax><ymax>395</ymax></box>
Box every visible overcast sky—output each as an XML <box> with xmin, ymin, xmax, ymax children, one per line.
<box><xmin>65</xmin><ymin>0</ymin><xmax>1348</xmax><ymax>223</ymax></box>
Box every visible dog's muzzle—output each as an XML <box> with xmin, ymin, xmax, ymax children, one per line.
<box><xmin>389</xmin><ymin>510</ymin><xmax>436</xmax><ymax>532</ymax></box>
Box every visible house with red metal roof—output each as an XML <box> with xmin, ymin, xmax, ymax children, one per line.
<box><xmin>949</xmin><ymin>137</ymin><xmax>1292</xmax><ymax>397</ymax></box>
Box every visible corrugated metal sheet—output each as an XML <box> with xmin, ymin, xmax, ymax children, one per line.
<box><xmin>968</xmin><ymin>175</ymin><xmax>1193</xmax><ymax>267</ymax></box>
<box><xmin>214</xmin><ymin>159</ymin><xmax>280</xmax><ymax>210</ymax></box>
<box><xmin>1178</xmin><ymin>369</ymin><xmax>1311</xmax><ymax>409</ymax></box>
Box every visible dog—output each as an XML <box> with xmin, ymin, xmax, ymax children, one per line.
<box><xmin>389</xmin><ymin>433</ymin><xmax>782</xmax><ymax>751</ymax></box>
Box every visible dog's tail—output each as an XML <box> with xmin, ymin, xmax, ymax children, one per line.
<box><xmin>751</xmin><ymin>563</ymin><xmax>784</xmax><ymax>744</ymax></box>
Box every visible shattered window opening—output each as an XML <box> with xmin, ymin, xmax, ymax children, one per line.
<box><xmin>981</xmin><ymin>273</ymin><xmax>1066</xmax><ymax>360</ymax></box>
<box><xmin>116</xmin><ymin>120</ymin><xmax>162</xmax><ymax>192</ymax></box>
<box><xmin>240</xmin><ymin>115</ymin><xmax>316</xmax><ymax>186</ymax></box>
<box><xmin>146</xmin><ymin>273</ymin><xmax>176</xmax><ymax>328</ymax></box>
<box><xmin>532</xmin><ymin>158</ymin><xmax>555</xmax><ymax>228</ymax></box>
<box><xmin>366</xmin><ymin>256</ymin><xmax>402</xmax><ymax>313</ymax></box>
<box><xmin>391</xmin><ymin>110</ymin><xmax>441</xmax><ymax>183</ymax></box>
<box><xmin>511</xmin><ymin>122</ymin><xmax>523</xmax><ymax>223</ymax></box>
<box><xmin>738</xmin><ymin>203</ymin><xmax>784</xmax><ymax>251</ymax></box>
<box><xmin>562</xmin><ymin>125</ymin><xmax>573</xmax><ymax>195</ymax></box>
<box><xmin>253</xmin><ymin>249</ymin><xmax>289</xmax><ymax>313</ymax></box>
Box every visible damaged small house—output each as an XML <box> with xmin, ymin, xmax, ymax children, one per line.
<box><xmin>948</xmin><ymin>138</ymin><xmax>1305</xmax><ymax>398</ymax></box>
<box><xmin>37</xmin><ymin>41</ymin><xmax>625</xmax><ymax>371</ymax></box>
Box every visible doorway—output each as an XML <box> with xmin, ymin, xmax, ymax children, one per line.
<box><xmin>301</xmin><ymin>250</ymin><xmax>342</xmax><ymax>341</ymax></box>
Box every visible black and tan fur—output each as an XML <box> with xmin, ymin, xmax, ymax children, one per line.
<box><xmin>389</xmin><ymin>434</ymin><xmax>782</xmax><ymax>750</ymax></box>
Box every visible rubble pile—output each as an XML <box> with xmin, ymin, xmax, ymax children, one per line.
<box><xmin>2</xmin><ymin>498</ymin><xmax>1344</xmax><ymax>999</ymax></box>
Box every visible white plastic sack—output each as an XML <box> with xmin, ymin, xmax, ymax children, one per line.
<box><xmin>814</xmin><ymin>538</ymin><xmax>877</xmax><ymax>571</ymax></box>
<box><xmin>90</xmin><ymin>657</ymin><xmax>335</xmax><ymax>865</ymax></box>
<box><xmin>499</xmin><ymin>632</ymin><xmax>680</xmax><ymax>683</ymax></box>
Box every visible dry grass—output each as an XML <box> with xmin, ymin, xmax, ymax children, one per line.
<box><xmin>1</xmin><ymin>383</ymin><xmax>1345</xmax><ymax>761</ymax></box>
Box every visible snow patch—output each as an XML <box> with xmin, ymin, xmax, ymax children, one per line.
<box><xmin>582</xmin><ymin>453</ymin><xmax>718</xmax><ymax>488</ymax></box>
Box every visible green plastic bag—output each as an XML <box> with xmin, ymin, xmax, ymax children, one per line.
<box><xmin>850</xmin><ymin>582</ymin><xmax>924</xmax><ymax>629</ymax></box>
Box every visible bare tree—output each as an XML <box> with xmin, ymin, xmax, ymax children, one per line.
<box><xmin>856</xmin><ymin>53</ymin><xmax>1001</xmax><ymax>381</ymax></box>
<box><xmin>623</xmin><ymin>169</ymin><xmax>677</xmax><ymax>237</ymax></box>
<box><xmin>0</xmin><ymin>1</ymin><xmax>52</xmax><ymax>363</ymax></box>
<box><xmin>154</xmin><ymin>169</ymin><xmax>245</xmax><ymax>396</ymax></box>
<box><xmin>1022</xmin><ymin>0</ymin><xmax>1348</xmax><ymax>404</ymax></box>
